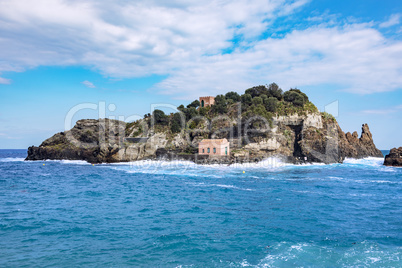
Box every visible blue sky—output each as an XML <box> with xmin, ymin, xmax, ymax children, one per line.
<box><xmin>0</xmin><ymin>0</ymin><xmax>401</xmax><ymax>149</ymax></box>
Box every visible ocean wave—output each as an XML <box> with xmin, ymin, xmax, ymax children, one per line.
<box><xmin>236</xmin><ymin>241</ymin><xmax>402</xmax><ymax>267</ymax></box>
<box><xmin>343</xmin><ymin>157</ymin><xmax>384</xmax><ymax>166</ymax></box>
<box><xmin>59</xmin><ymin>160</ymin><xmax>90</xmax><ymax>165</ymax></box>
<box><xmin>0</xmin><ymin>157</ymin><xmax>25</xmax><ymax>162</ymax></box>
<box><xmin>22</xmin><ymin>159</ymin><xmax>91</xmax><ymax>165</ymax></box>
<box><xmin>186</xmin><ymin>182</ymin><xmax>255</xmax><ymax>191</ymax></box>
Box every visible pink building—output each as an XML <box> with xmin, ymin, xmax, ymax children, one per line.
<box><xmin>199</xmin><ymin>96</ymin><xmax>215</xmax><ymax>108</ymax></box>
<box><xmin>198</xmin><ymin>139</ymin><xmax>230</xmax><ymax>156</ymax></box>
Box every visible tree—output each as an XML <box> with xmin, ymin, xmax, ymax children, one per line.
<box><xmin>283</xmin><ymin>89</ymin><xmax>307</xmax><ymax>107</ymax></box>
<box><xmin>252</xmin><ymin>96</ymin><xmax>263</xmax><ymax>106</ymax></box>
<box><xmin>288</xmin><ymin>88</ymin><xmax>308</xmax><ymax>103</ymax></box>
<box><xmin>185</xmin><ymin>107</ymin><xmax>198</xmax><ymax>121</ymax></box>
<box><xmin>265</xmin><ymin>97</ymin><xmax>278</xmax><ymax>112</ymax></box>
<box><xmin>267</xmin><ymin>83</ymin><xmax>283</xmax><ymax>100</ymax></box>
<box><xmin>212</xmin><ymin>94</ymin><xmax>228</xmax><ymax>114</ymax></box>
<box><xmin>187</xmin><ymin>100</ymin><xmax>200</xmax><ymax>109</ymax></box>
<box><xmin>260</xmin><ymin>94</ymin><xmax>268</xmax><ymax>105</ymax></box>
<box><xmin>170</xmin><ymin>112</ymin><xmax>183</xmax><ymax>133</ymax></box>
<box><xmin>225</xmin><ymin>91</ymin><xmax>241</xmax><ymax>102</ymax></box>
<box><xmin>241</xmin><ymin>93</ymin><xmax>252</xmax><ymax>106</ymax></box>
<box><xmin>245</xmin><ymin>85</ymin><xmax>268</xmax><ymax>97</ymax></box>
<box><xmin>177</xmin><ymin>105</ymin><xmax>185</xmax><ymax>112</ymax></box>
<box><xmin>152</xmin><ymin>109</ymin><xmax>169</xmax><ymax>125</ymax></box>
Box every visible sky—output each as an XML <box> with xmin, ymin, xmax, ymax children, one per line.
<box><xmin>0</xmin><ymin>0</ymin><xmax>401</xmax><ymax>150</ymax></box>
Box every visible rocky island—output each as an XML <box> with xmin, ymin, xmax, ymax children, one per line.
<box><xmin>26</xmin><ymin>84</ymin><xmax>383</xmax><ymax>164</ymax></box>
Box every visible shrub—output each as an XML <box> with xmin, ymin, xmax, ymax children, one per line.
<box><xmin>304</xmin><ymin>102</ymin><xmax>318</xmax><ymax>113</ymax></box>
<box><xmin>260</xmin><ymin>94</ymin><xmax>268</xmax><ymax>105</ymax></box>
<box><xmin>199</xmin><ymin>107</ymin><xmax>208</xmax><ymax>116</ymax></box>
<box><xmin>252</xmin><ymin>96</ymin><xmax>263</xmax><ymax>106</ymax></box>
<box><xmin>265</xmin><ymin>97</ymin><xmax>278</xmax><ymax>112</ymax></box>
<box><xmin>321</xmin><ymin>112</ymin><xmax>336</xmax><ymax>122</ymax></box>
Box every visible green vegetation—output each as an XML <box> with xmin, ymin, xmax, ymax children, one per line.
<box><xmin>152</xmin><ymin>109</ymin><xmax>169</xmax><ymax>125</ymax></box>
<box><xmin>187</xmin><ymin>100</ymin><xmax>200</xmax><ymax>109</ymax></box>
<box><xmin>283</xmin><ymin>88</ymin><xmax>309</xmax><ymax>107</ymax></box>
<box><xmin>225</xmin><ymin>91</ymin><xmax>241</xmax><ymax>102</ymax></box>
<box><xmin>211</xmin><ymin>94</ymin><xmax>228</xmax><ymax>114</ymax></box>
<box><xmin>138</xmin><ymin>82</ymin><xmax>320</xmax><ymax>136</ymax></box>
<box><xmin>170</xmin><ymin>113</ymin><xmax>183</xmax><ymax>133</ymax></box>
<box><xmin>265</xmin><ymin>97</ymin><xmax>278</xmax><ymax>113</ymax></box>
<box><xmin>321</xmin><ymin>112</ymin><xmax>336</xmax><ymax>122</ymax></box>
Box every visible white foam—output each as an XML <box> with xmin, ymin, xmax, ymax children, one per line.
<box><xmin>0</xmin><ymin>157</ymin><xmax>25</xmax><ymax>162</ymax></box>
<box><xmin>229</xmin><ymin>157</ymin><xmax>288</xmax><ymax>169</ymax></box>
<box><xmin>343</xmin><ymin>157</ymin><xmax>384</xmax><ymax>166</ymax></box>
<box><xmin>59</xmin><ymin>160</ymin><xmax>90</xmax><ymax>165</ymax></box>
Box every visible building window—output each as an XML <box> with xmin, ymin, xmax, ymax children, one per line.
<box><xmin>201</xmin><ymin>100</ymin><xmax>204</xmax><ymax>107</ymax></box>
<box><xmin>225</xmin><ymin>147</ymin><xmax>227</xmax><ymax>155</ymax></box>
<box><xmin>207</xmin><ymin>148</ymin><xmax>210</xmax><ymax>153</ymax></box>
<box><xmin>213</xmin><ymin>148</ymin><xmax>216</xmax><ymax>153</ymax></box>
<box><xmin>202</xmin><ymin>149</ymin><xmax>204</xmax><ymax>153</ymax></box>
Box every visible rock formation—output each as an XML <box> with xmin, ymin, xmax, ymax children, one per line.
<box><xmin>26</xmin><ymin>114</ymin><xmax>383</xmax><ymax>164</ymax></box>
<box><xmin>384</xmin><ymin>147</ymin><xmax>402</xmax><ymax>167</ymax></box>
<box><xmin>26</xmin><ymin>85</ymin><xmax>383</xmax><ymax>164</ymax></box>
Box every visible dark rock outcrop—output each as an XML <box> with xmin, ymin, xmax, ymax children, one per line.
<box><xmin>26</xmin><ymin>119</ymin><xmax>126</xmax><ymax>163</ymax></box>
<box><xmin>384</xmin><ymin>147</ymin><xmax>402</xmax><ymax>167</ymax></box>
<box><xmin>341</xmin><ymin>124</ymin><xmax>383</xmax><ymax>159</ymax></box>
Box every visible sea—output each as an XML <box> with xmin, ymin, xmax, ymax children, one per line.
<box><xmin>0</xmin><ymin>149</ymin><xmax>401</xmax><ymax>267</ymax></box>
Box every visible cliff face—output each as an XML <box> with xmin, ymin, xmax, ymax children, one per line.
<box><xmin>26</xmin><ymin>113</ymin><xmax>383</xmax><ymax>164</ymax></box>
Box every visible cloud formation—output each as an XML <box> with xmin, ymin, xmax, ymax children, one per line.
<box><xmin>362</xmin><ymin>105</ymin><xmax>402</xmax><ymax>115</ymax></box>
<box><xmin>0</xmin><ymin>0</ymin><xmax>401</xmax><ymax>98</ymax></box>
<box><xmin>0</xmin><ymin>76</ymin><xmax>11</xmax><ymax>84</ymax></box>
<box><xmin>81</xmin><ymin>80</ymin><xmax>96</xmax><ymax>88</ymax></box>
<box><xmin>379</xmin><ymin>13</ymin><xmax>401</xmax><ymax>28</ymax></box>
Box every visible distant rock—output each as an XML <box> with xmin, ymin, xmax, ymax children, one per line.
<box><xmin>341</xmin><ymin>124</ymin><xmax>383</xmax><ymax>159</ymax></box>
<box><xmin>384</xmin><ymin>147</ymin><xmax>402</xmax><ymax>167</ymax></box>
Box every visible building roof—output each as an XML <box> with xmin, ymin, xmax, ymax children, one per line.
<box><xmin>199</xmin><ymin>139</ymin><xmax>229</xmax><ymax>144</ymax></box>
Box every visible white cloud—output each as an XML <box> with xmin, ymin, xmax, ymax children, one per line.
<box><xmin>380</xmin><ymin>13</ymin><xmax>401</xmax><ymax>28</ymax></box>
<box><xmin>81</xmin><ymin>80</ymin><xmax>96</xmax><ymax>88</ymax></box>
<box><xmin>362</xmin><ymin>105</ymin><xmax>402</xmax><ymax>115</ymax></box>
<box><xmin>0</xmin><ymin>76</ymin><xmax>11</xmax><ymax>84</ymax></box>
<box><xmin>0</xmin><ymin>0</ymin><xmax>401</xmax><ymax>99</ymax></box>
<box><xmin>156</xmin><ymin>24</ymin><xmax>402</xmax><ymax>98</ymax></box>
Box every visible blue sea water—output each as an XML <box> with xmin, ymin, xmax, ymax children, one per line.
<box><xmin>0</xmin><ymin>149</ymin><xmax>401</xmax><ymax>267</ymax></box>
